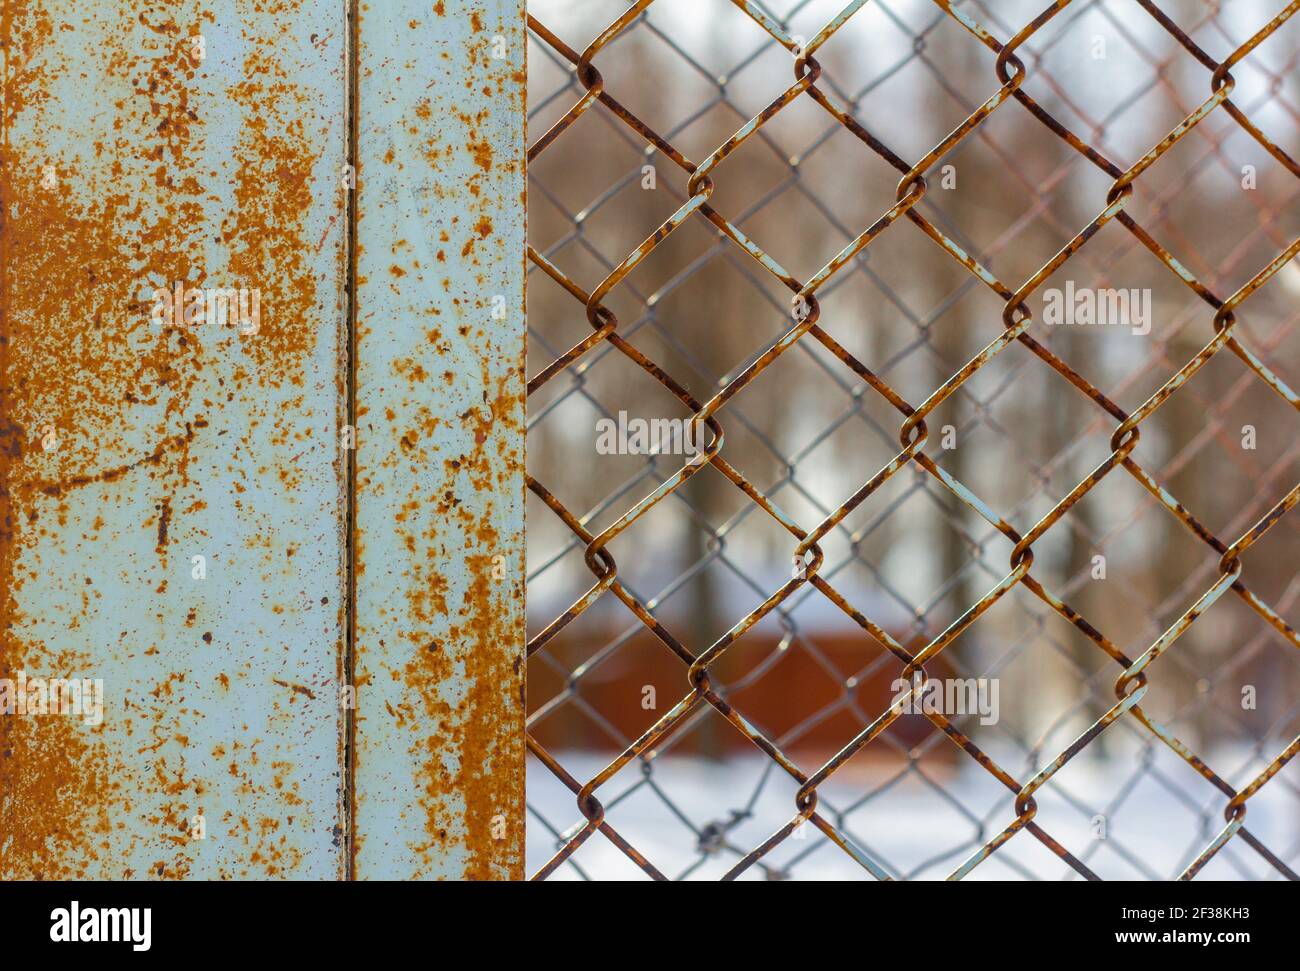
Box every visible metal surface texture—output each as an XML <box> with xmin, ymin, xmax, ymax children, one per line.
<box><xmin>2</xmin><ymin>0</ymin><xmax>528</xmax><ymax>880</ymax></box>
<box><xmin>1</xmin><ymin>0</ymin><xmax>349</xmax><ymax>878</ymax></box>
<box><xmin>351</xmin><ymin>0</ymin><xmax>526</xmax><ymax>879</ymax></box>
<box><xmin>525</xmin><ymin>0</ymin><xmax>1300</xmax><ymax>879</ymax></box>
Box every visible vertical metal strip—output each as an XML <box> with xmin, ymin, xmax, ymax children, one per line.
<box><xmin>351</xmin><ymin>0</ymin><xmax>527</xmax><ymax>879</ymax></box>
<box><xmin>344</xmin><ymin>0</ymin><xmax>362</xmax><ymax>881</ymax></box>
<box><xmin>0</xmin><ymin>1</ymin><xmax>349</xmax><ymax>878</ymax></box>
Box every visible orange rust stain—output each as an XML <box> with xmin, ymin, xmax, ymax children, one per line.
<box><xmin>154</xmin><ymin>495</ymin><xmax>172</xmax><ymax>552</ymax></box>
<box><xmin>467</xmin><ymin>134</ymin><xmax>493</xmax><ymax>174</ymax></box>
<box><xmin>273</xmin><ymin>679</ymin><xmax>317</xmax><ymax>701</ymax></box>
<box><xmin>225</xmin><ymin>39</ymin><xmax>323</xmax><ymax>385</ymax></box>
<box><xmin>398</xmin><ymin>357</ymin><xmax>524</xmax><ymax>878</ymax></box>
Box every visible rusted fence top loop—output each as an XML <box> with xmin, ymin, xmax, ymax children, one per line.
<box><xmin>1107</xmin><ymin>423</ymin><xmax>1141</xmax><ymax>456</ymax></box>
<box><xmin>1115</xmin><ymin>669</ymin><xmax>1149</xmax><ymax>702</ymax></box>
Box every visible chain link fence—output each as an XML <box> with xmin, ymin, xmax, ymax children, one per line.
<box><xmin>523</xmin><ymin>0</ymin><xmax>1300</xmax><ymax>880</ymax></box>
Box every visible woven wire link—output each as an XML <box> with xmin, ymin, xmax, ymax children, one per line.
<box><xmin>524</xmin><ymin>0</ymin><xmax>1300</xmax><ymax>880</ymax></box>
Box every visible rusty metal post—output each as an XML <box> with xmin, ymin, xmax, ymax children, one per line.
<box><xmin>1</xmin><ymin>1</ymin><xmax>349</xmax><ymax>878</ymax></box>
<box><xmin>350</xmin><ymin>0</ymin><xmax>527</xmax><ymax>879</ymax></box>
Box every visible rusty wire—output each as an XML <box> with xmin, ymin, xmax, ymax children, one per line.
<box><xmin>524</xmin><ymin>0</ymin><xmax>1300</xmax><ymax>880</ymax></box>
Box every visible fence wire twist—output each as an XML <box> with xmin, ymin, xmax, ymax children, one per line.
<box><xmin>524</xmin><ymin>0</ymin><xmax>1300</xmax><ymax>880</ymax></box>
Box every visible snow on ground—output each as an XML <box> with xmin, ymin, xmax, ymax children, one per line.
<box><xmin>527</xmin><ymin>749</ymin><xmax>1299</xmax><ymax>880</ymax></box>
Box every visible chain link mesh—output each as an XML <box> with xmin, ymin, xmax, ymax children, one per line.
<box><xmin>524</xmin><ymin>0</ymin><xmax>1300</xmax><ymax>880</ymax></box>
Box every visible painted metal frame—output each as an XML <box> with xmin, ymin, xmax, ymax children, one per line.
<box><xmin>352</xmin><ymin>0</ymin><xmax>526</xmax><ymax>881</ymax></box>
<box><xmin>1</xmin><ymin>0</ymin><xmax>526</xmax><ymax>880</ymax></box>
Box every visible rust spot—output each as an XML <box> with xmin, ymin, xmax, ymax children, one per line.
<box><xmin>467</xmin><ymin>134</ymin><xmax>493</xmax><ymax>174</ymax></box>
<box><xmin>155</xmin><ymin>494</ymin><xmax>172</xmax><ymax>552</ymax></box>
<box><xmin>273</xmin><ymin>679</ymin><xmax>317</xmax><ymax>701</ymax></box>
